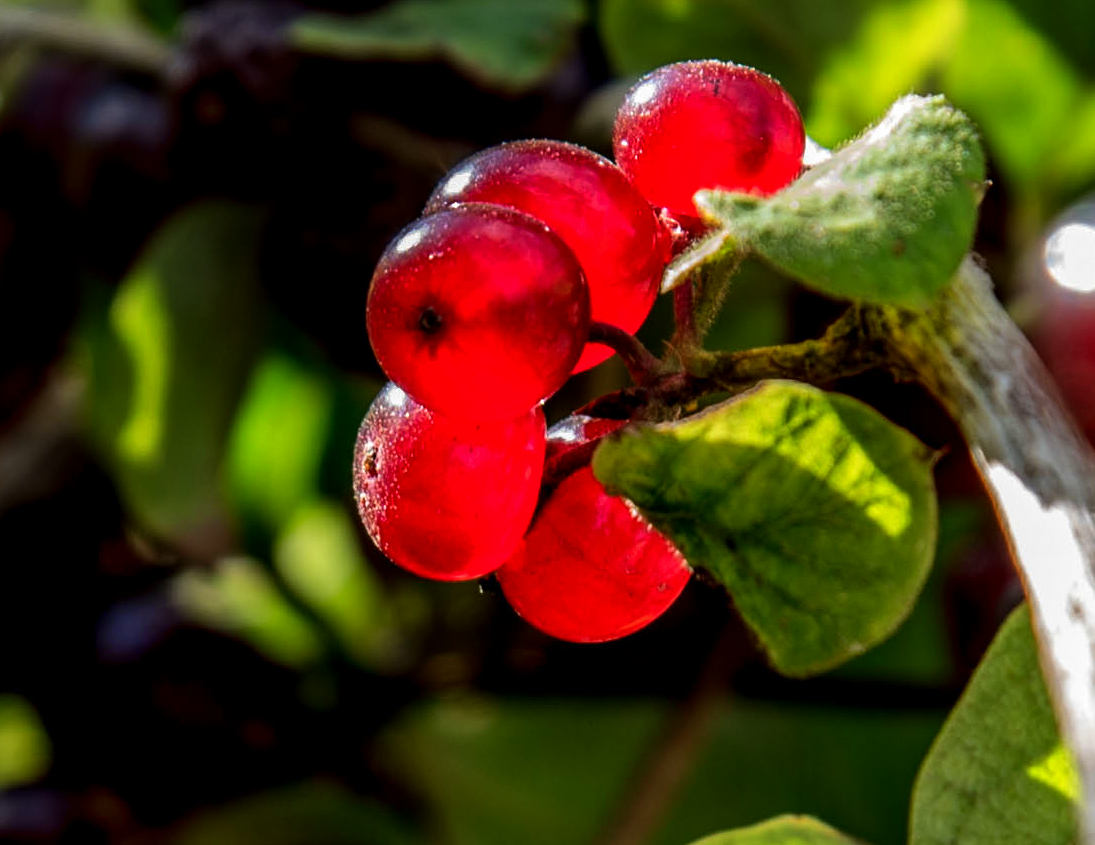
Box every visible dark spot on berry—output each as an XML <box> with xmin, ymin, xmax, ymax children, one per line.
<box><xmin>362</xmin><ymin>442</ymin><xmax>379</xmax><ymax>478</ymax></box>
<box><xmin>418</xmin><ymin>306</ymin><xmax>443</xmax><ymax>334</ymax></box>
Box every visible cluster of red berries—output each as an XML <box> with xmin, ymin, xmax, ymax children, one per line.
<box><xmin>354</xmin><ymin>60</ymin><xmax>805</xmax><ymax>642</ymax></box>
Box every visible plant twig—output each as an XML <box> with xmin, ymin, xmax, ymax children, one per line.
<box><xmin>588</xmin><ymin>322</ymin><xmax>667</xmax><ymax>387</ymax></box>
<box><xmin>596</xmin><ymin>625</ymin><xmax>737</xmax><ymax>845</ymax></box>
<box><xmin>868</xmin><ymin>257</ymin><xmax>1095</xmax><ymax>844</ymax></box>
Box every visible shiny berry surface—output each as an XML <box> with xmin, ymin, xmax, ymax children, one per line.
<box><xmin>497</xmin><ymin>466</ymin><xmax>690</xmax><ymax>642</ymax></box>
<box><xmin>353</xmin><ymin>382</ymin><xmax>546</xmax><ymax>581</ymax></box>
<box><xmin>613</xmin><ymin>60</ymin><xmax>805</xmax><ymax>221</ymax></box>
<box><xmin>544</xmin><ymin>414</ymin><xmax>628</xmax><ymax>487</ymax></box>
<box><xmin>367</xmin><ymin>204</ymin><xmax>591</xmax><ymax>420</ymax></box>
<box><xmin>426</xmin><ymin>141</ymin><xmax>671</xmax><ymax>372</ymax></box>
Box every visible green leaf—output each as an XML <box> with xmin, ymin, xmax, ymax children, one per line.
<box><xmin>81</xmin><ymin>202</ymin><xmax>264</xmax><ymax>548</ymax></box>
<box><xmin>686</xmin><ymin>815</ymin><xmax>862</xmax><ymax>845</ymax></box>
<box><xmin>910</xmin><ymin>604</ymin><xmax>1078</xmax><ymax>845</ymax></box>
<box><xmin>225</xmin><ymin>353</ymin><xmax>335</xmax><ymax>535</ymax></box>
<box><xmin>291</xmin><ymin>0</ymin><xmax>585</xmax><ymax>93</ymax></box>
<box><xmin>274</xmin><ymin>501</ymin><xmax>407</xmax><ymax>671</ymax></box>
<box><xmin>597</xmin><ymin>0</ymin><xmax>872</xmax><ymax>104</ymax></box>
<box><xmin>0</xmin><ymin>695</ymin><xmax>50</xmax><ymax>789</ymax></box>
<box><xmin>698</xmin><ymin>95</ymin><xmax>985</xmax><ymax>308</ymax></box>
<box><xmin>593</xmin><ymin>381</ymin><xmax>937</xmax><ymax>677</ymax></box>
<box><xmin>172</xmin><ymin>556</ymin><xmax>324</xmax><ymax>669</ymax></box>
<box><xmin>806</xmin><ymin>0</ymin><xmax>1094</xmax><ymax>198</ymax></box>
<box><xmin>171</xmin><ymin>781</ymin><xmax>421</xmax><ymax>845</ymax></box>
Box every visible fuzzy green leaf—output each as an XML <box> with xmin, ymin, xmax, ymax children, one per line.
<box><xmin>698</xmin><ymin>95</ymin><xmax>985</xmax><ymax>308</ymax></box>
<box><xmin>593</xmin><ymin>381</ymin><xmax>937</xmax><ymax>677</ymax></box>
<box><xmin>687</xmin><ymin>815</ymin><xmax>862</xmax><ymax>845</ymax></box>
<box><xmin>291</xmin><ymin>0</ymin><xmax>584</xmax><ymax>93</ymax></box>
<box><xmin>910</xmin><ymin>604</ymin><xmax>1078</xmax><ymax>845</ymax></box>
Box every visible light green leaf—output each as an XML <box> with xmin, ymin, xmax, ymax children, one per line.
<box><xmin>0</xmin><ymin>695</ymin><xmax>50</xmax><ymax>789</ymax></box>
<box><xmin>82</xmin><ymin>202</ymin><xmax>264</xmax><ymax>549</ymax></box>
<box><xmin>698</xmin><ymin>95</ymin><xmax>985</xmax><ymax>308</ymax></box>
<box><xmin>291</xmin><ymin>0</ymin><xmax>585</xmax><ymax>92</ymax></box>
<box><xmin>226</xmin><ymin>353</ymin><xmax>334</xmax><ymax>533</ymax></box>
<box><xmin>593</xmin><ymin>381</ymin><xmax>937</xmax><ymax>677</ymax></box>
<box><xmin>275</xmin><ymin>501</ymin><xmax>407</xmax><ymax>671</ymax></box>
<box><xmin>910</xmin><ymin>604</ymin><xmax>1078</xmax><ymax>845</ymax></box>
<box><xmin>687</xmin><ymin>815</ymin><xmax>862</xmax><ymax>845</ymax></box>
<box><xmin>172</xmin><ymin>556</ymin><xmax>324</xmax><ymax>669</ymax></box>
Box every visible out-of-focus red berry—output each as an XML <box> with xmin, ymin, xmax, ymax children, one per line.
<box><xmin>613</xmin><ymin>60</ymin><xmax>804</xmax><ymax>223</ymax></box>
<box><xmin>426</xmin><ymin>141</ymin><xmax>671</xmax><ymax>372</ymax></box>
<box><xmin>497</xmin><ymin>467</ymin><xmax>690</xmax><ymax>642</ymax></box>
<box><xmin>366</xmin><ymin>204</ymin><xmax>590</xmax><ymax>420</ymax></box>
<box><xmin>353</xmin><ymin>382</ymin><xmax>546</xmax><ymax>581</ymax></box>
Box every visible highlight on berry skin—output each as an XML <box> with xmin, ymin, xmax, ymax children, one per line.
<box><xmin>353</xmin><ymin>382</ymin><xmax>547</xmax><ymax>581</ymax></box>
<box><xmin>613</xmin><ymin>59</ymin><xmax>805</xmax><ymax>222</ymax></box>
<box><xmin>424</xmin><ymin>140</ymin><xmax>671</xmax><ymax>372</ymax></box>
<box><xmin>496</xmin><ymin>466</ymin><xmax>691</xmax><ymax>643</ymax></box>
<box><xmin>366</xmin><ymin>203</ymin><xmax>591</xmax><ymax>421</ymax></box>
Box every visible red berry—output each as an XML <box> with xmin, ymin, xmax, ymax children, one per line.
<box><xmin>426</xmin><ymin>141</ymin><xmax>671</xmax><ymax>372</ymax></box>
<box><xmin>353</xmin><ymin>382</ymin><xmax>546</xmax><ymax>581</ymax></box>
<box><xmin>366</xmin><ymin>204</ymin><xmax>591</xmax><ymax>420</ymax></box>
<box><xmin>544</xmin><ymin>414</ymin><xmax>628</xmax><ymax>487</ymax></box>
<box><xmin>497</xmin><ymin>466</ymin><xmax>690</xmax><ymax>642</ymax></box>
<box><xmin>613</xmin><ymin>60</ymin><xmax>805</xmax><ymax>222</ymax></box>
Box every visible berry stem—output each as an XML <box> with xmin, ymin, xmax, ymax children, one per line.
<box><xmin>588</xmin><ymin>322</ymin><xmax>666</xmax><ymax>386</ymax></box>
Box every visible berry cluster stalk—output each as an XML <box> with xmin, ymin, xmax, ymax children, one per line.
<box><xmin>866</xmin><ymin>258</ymin><xmax>1095</xmax><ymax>844</ymax></box>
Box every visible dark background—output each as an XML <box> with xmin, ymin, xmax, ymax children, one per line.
<box><xmin>1</xmin><ymin>0</ymin><xmax>1093</xmax><ymax>842</ymax></box>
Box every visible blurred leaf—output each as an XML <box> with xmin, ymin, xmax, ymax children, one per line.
<box><xmin>275</xmin><ymin>501</ymin><xmax>407</xmax><ymax>671</ymax></box>
<box><xmin>942</xmin><ymin>0</ymin><xmax>1082</xmax><ymax>190</ymax></box>
<box><xmin>172</xmin><ymin>557</ymin><xmax>324</xmax><ymax>669</ymax></box>
<box><xmin>655</xmin><ymin>700</ymin><xmax>942</xmax><ymax>844</ymax></box>
<box><xmin>291</xmin><ymin>0</ymin><xmax>585</xmax><ymax>92</ymax></box>
<box><xmin>171</xmin><ymin>781</ymin><xmax>420</xmax><ymax>845</ymax></box>
<box><xmin>807</xmin><ymin>0</ymin><xmax>1092</xmax><ymax>197</ymax></box>
<box><xmin>381</xmin><ymin>696</ymin><xmax>664</xmax><ymax>845</ymax></box>
<box><xmin>807</xmin><ymin>0</ymin><xmax>964</xmax><ymax>147</ymax></box>
<box><xmin>83</xmin><ymin>202</ymin><xmax>265</xmax><ymax>549</ymax></box>
<box><xmin>699</xmin><ymin>95</ymin><xmax>985</xmax><ymax>308</ymax></box>
<box><xmin>0</xmin><ymin>696</ymin><xmax>50</xmax><ymax>789</ymax></box>
<box><xmin>686</xmin><ymin>816</ymin><xmax>861</xmax><ymax>845</ymax></box>
<box><xmin>226</xmin><ymin>354</ymin><xmax>334</xmax><ymax>535</ymax></box>
<box><xmin>597</xmin><ymin>0</ymin><xmax>872</xmax><ymax>102</ymax></box>
<box><xmin>910</xmin><ymin>604</ymin><xmax>1078</xmax><ymax>844</ymax></box>
<box><xmin>594</xmin><ymin>381</ymin><xmax>937</xmax><ymax>677</ymax></box>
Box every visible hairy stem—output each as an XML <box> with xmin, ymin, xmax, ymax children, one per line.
<box><xmin>867</xmin><ymin>258</ymin><xmax>1095</xmax><ymax>844</ymax></box>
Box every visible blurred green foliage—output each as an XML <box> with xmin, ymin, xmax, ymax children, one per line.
<box><xmin>0</xmin><ymin>695</ymin><xmax>50</xmax><ymax>790</ymax></box>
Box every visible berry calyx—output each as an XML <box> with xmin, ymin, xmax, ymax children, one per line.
<box><xmin>497</xmin><ymin>466</ymin><xmax>690</xmax><ymax>642</ymax></box>
<box><xmin>426</xmin><ymin>140</ymin><xmax>671</xmax><ymax>372</ymax></box>
<box><xmin>613</xmin><ymin>60</ymin><xmax>805</xmax><ymax>222</ymax></box>
<box><xmin>353</xmin><ymin>382</ymin><xmax>546</xmax><ymax>581</ymax></box>
<box><xmin>366</xmin><ymin>203</ymin><xmax>591</xmax><ymax>420</ymax></box>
